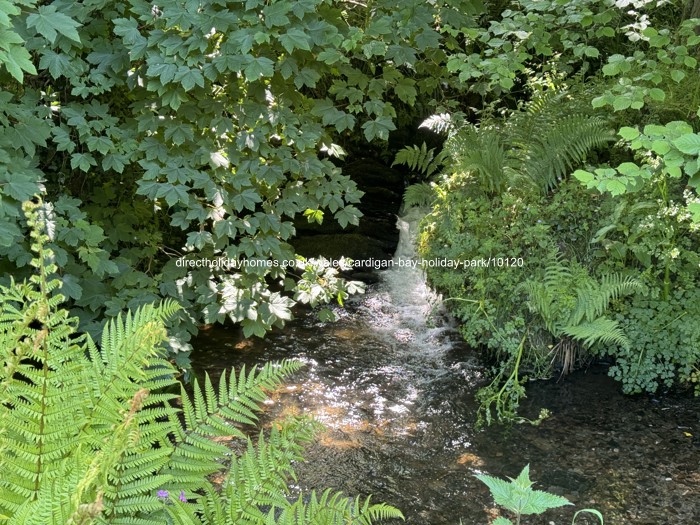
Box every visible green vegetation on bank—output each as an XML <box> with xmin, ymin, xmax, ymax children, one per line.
<box><xmin>407</xmin><ymin>1</ymin><xmax>700</xmax><ymax>424</ymax></box>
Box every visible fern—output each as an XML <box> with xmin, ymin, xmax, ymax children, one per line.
<box><xmin>402</xmin><ymin>182</ymin><xmax>436</xmax><ymax>209</ymax></box>
<box><xmin>392</xmin><ymin>142</ymin><xmax>447</xmax><ymax>179</ymax></box>
<box><xmin>445</xmin><ymin>88</ymin><xmax>613</xmax><ymax>196</ymax></box>
<box><xmin>393</xmin><ymin>142</ymin><xmax>448</xmax><ymax>209</ymax></box>
<box><xmin>419</xmin><ymin>112</ymin><xmax>459</xmax><ymax>136</ymax></box>
<box><xmin>0</xmin><ymin>200</ymin><xmax>402</xmax><ymax>525</ymax></box>
<box><xmin>524</xmin><ymin>256</ymin><xmax>640</xmax><ymax>374</ymax></box>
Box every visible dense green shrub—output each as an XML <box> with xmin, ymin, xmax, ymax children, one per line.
<box><xmin>0</xmin><ymin>0</ymin><xmax>487</xmax><ymax>357</ymax></box>
<box><xmin>609</xmin><ymin>289</ymin><xmax>700</xmax><ymax>395</ymax></box>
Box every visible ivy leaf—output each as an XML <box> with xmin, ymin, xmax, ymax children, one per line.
<box><xmin>71</xmin><ymin>153</ymin><xmax>97</xmax><ymax>172</ymax></box>
<box><xmin>0</xmin><ymin>217</ymin><xmax>20</xmax><ymax>247</ymax></box>
<box><xmin>86</xmin><ymin>135</ymin><xmax>114</xmax><ymax>154</ymax></box>
<box><xmin>39</xmin><ymin>50</ymin><xmax>72</xmax><ymax>79</ymax></box>
<box><xmin>317</xmin><ymin>307</ymin><xmax>337</xmax><ymax>323</ymax></box>
<box><xmin>60</xmin><ymin>274</ymin><xmax>83</xmax><ymax>300</ymax></box>
<box><xmin>174</xmin><ymin>66</ymin><xmax>205</xmax><ymax>91</ymax></box>
<box><xmin>294</xmin><ymin>66</ymin><xmax>320</xmax><ymax>88</ymax></box>
<box><xmin>317</xmin><ymin>49</ymin><xmax>344</xmax><ymax>64</ymax></box>
<box><xmin>27</xmin><ymin>5</ymin><xmax>82</xmax><ymax>44</ymax></box>
<box><xmin>241</xmin><ymin>318</ymin><xmax>267</xmax><ymax>338</ymax></box>
<box><xmin>157</xmin><ymin>183</ymin><xmax>189</xmax><ymax>207</ymax></box>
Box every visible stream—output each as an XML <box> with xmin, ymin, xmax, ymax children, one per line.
<box><xmin>192</xmin><ymin>210</ymin><xmax>700</xmax><ymax>525</ymax></box>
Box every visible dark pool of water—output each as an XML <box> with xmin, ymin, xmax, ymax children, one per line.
<box><xmin>192</xmin><ymin>289</ymin><xmax>699</xmax><ymax>525</ymax></box>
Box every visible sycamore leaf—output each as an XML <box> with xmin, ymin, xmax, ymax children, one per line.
<box><xmin>244</xmin><ymin>56</ymin><xmax>275</xmax><ymax>81</ymax></box>
<box><xmin>334</xmin><ymin>205</ymin><xmax>360</xmax><ymax>228</ymax></box>
<box><xmin>266</xmin><ymin>292</ymin><xmax>293</xmax><ymax>321</ymax></box>
<box><xmin>0</xmin><ymin>45</ymin><xmax>37</xmax><ymax>82</ymax></box>
<box><xmin>361</xmin><ymin>116</ymin><xmax>396</xmax><ymax>141</ymax></box>
<box><xmin>232</xmin><ymin>189</ymin><xmax>261</xmax><ymax>212</ymax></box>
<box><xmin>279</xmin><ymin>28</ymin><xmax>311</xmax><ymax>53</ymax></box>
<box><xmin>27</xmin><ymin>5</ymin><xmax>81</xmax><ymax>44</ymax></box>
<box><xmin>1</xmin><ymin>176</ymin><xmax>40</xmax><ymax>200</ymax></box>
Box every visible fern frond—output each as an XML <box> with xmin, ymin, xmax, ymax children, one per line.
<box><xmin>447</xmin><ymin>126</ymin><xmax>508</xmax><ymax>194</ymax></box>
<box><xmin>569</xmin><ymin>273</ymin><xmax>640</xmax><ymax>325</ymax></box>
<box><xmin>523</xmin><ymin>115</ymin><xmax>613</xmax><ymax>192</ymax></box>
<box><xmin>402</xmin><ymin>182</ymin><xmax>436</xmax><ymax>209</ymax></box>
<box><xmin>392</xmin><ymin>142</ymin><xmax>446</xmax><ymax>179</ymax></box>
<box><xmin>277</xmin><ymin>490</ymin><xmax>404</xmax><ymax>525</ymax></box>
<box><xmin>420</xmin><ymin>112</ymin><xmax>456</xmax><ymax>135</ymax></box>
<box><xmin>564</xmin><ymin>318</ymin><xmax>630</xmax><ymax>349</ymax></box>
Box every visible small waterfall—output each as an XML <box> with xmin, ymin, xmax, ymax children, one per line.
<box><xmin>359</xmin><ymin>207</ymin><xmax>453</xmax><ymax>351</ymax></box>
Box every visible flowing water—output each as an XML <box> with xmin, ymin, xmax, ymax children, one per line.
<box><xmin>192</xmin><ymin>210</ymin><xmax>700</xmax><ymax>524</ymax></box>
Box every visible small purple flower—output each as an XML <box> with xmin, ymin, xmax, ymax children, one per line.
<box><xmin>157</xmin><ymin>490</ymin><xmax>169</xmax><ymax>500</ymax></box>
<box><xmin>179</xmin><ymin>490</ymin><xmax>187</xmax><ymax>503</ymax></box>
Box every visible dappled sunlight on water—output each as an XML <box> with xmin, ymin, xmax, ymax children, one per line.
<box><xmin>192</xmin><ymin>212</ymin><xmax>699</xmax><ymax>524</ymax></box>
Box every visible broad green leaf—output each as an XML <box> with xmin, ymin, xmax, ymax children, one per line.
<box><xmin>604</xmin><ymin>179</ymin><xmax>627</xmax><ymax>196</ymax></box>
<box><xmin>618</xmin><ymin>127</ymin><xmax>640</xmax><ymax>140</ymax></box>
<box><xmin>279</xmin><ymin>28</ymin><xmax>311</xmax><ymax>53</ymax></box>
<box><xmin>361</xmin><ymin>116</ymin><xmax>396</xmax><ymax>141</ymax></box>
<box><xmin>232</xmin><ymin>189</ymin><xmax>262</xmax><ymax>212</ymax></box>
<box><xmin>651</xmin><ymin>139</ymin><xmax>670</xmax><ymax>155</ymax></box>
<box><xmin>334</xmin><ymin>205</ymin><xmax>360</xmax><ymax>228</ymax></box>
<box><xmin>672</xmin><ymin>134</ymin><xmax>700</xmax><ymax>155</ymax></box>
<box><xmin>671</xmin><ymin>69</ymin><xmax>685</xmax><ymax>82</ymax></box>
<box><xmin>1</xmin><ymin>45</ymin><xmax>36</xmax><ymax>82</ymax></box>
<box><xmin>617</xmin><ymin>162</ymin><xmax>641</xmax><ymax>176</ymax></box>
<box><xmin>26</xmin><ymin>5</ymin><xmax>81</xmax><ymax>44</ymax></box>
<box><xmin>612</xmin><ymin>96</ymin><xmax>631</xmax><ymax>111</ymax></box>
<box><xmin>572</xmin><ymin>169</ymin><xmax>594</xmax><ymax>184</ymax></box>
<box><xmin>648</xmin><ymin>88</ymin><xmax>665</xmax><ymax>101</ymax></box>
<box><xmin>687</xmin><ymin>202</ymin><xmax>700</xmax><ymax>220</ymax></box>
<box><xmin>244</xmin><ymin>56</ymin><xmax>275</xmax><ymax>80</ymax></box>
